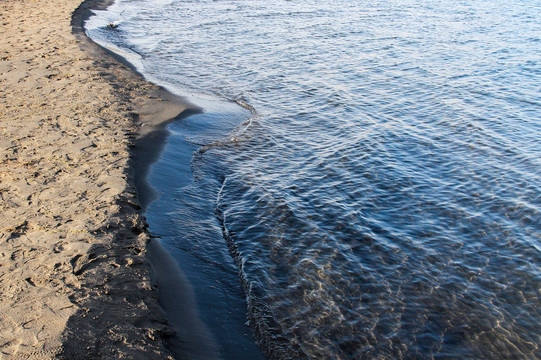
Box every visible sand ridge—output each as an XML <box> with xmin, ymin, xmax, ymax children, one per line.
<box><xmin>0</xmin><ymin>0</ymin><xmax>191</xmax><ymax>358</ymax></box>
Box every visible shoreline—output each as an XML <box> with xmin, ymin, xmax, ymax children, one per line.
<box><xmin>0</xmin><ymin>0</ymin><xmax>205</xmax><ymax>358</ymax></box>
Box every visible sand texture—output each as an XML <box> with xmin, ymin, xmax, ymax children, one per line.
<box><xmin>0</xmin><ymin>0</ymin><xmax>191</xmax><ymax>358</ymax></box>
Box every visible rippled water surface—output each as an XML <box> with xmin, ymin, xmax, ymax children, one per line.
<box><xmin>87</xmin><ymin>0</ymin><xmax>540</xmax><ymax>358</ymax></box>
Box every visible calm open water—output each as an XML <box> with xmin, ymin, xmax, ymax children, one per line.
<box><xmin>86</xmin><ymin>0</ymin><xmax>540</xmax><ymax>358</ymax></box>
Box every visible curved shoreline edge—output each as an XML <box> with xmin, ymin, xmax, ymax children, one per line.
<box><xmin>0</xmin><ymin>0</ymin><xmax>205</xmax><ymax>358</ymax></box>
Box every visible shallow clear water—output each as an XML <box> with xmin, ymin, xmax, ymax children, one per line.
<box><xmin>87</xmin><ymin>0</ymin><xmax>541</xmax><ymax>358</ymax></box>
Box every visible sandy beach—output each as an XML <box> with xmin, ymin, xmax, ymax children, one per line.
<box><xmin>0</xmin><ymin>0</ymin><xmax>194</xmax><ymax>358</ymax></box>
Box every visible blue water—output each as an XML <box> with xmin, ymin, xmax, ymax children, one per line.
<box><xmin>86</xmin><ymin>0</ymin><xmax>541</xmax><ymax>358</ymax></box>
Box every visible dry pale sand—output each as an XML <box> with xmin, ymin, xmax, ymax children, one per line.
<box><xmin>0</xmin><ymin>0</ymin><xmax>196</xmax><ymax>358</ymax></box>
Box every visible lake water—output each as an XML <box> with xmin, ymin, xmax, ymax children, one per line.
<box><xmin>85</xmin><ymin>0</ymin><xmax>540</xmax><ymax>358</ymax></box>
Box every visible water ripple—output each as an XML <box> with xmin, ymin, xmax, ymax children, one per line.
<box><xmin>89</xmin><ymin>0</ymin><xmax>540</xmax><ymax>358</ymax></box>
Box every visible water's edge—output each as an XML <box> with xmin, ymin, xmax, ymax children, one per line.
<box><xmin>74</xmin><ymin>1</ymin><xmax>223</xmax><ymax>358</ymax></box>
